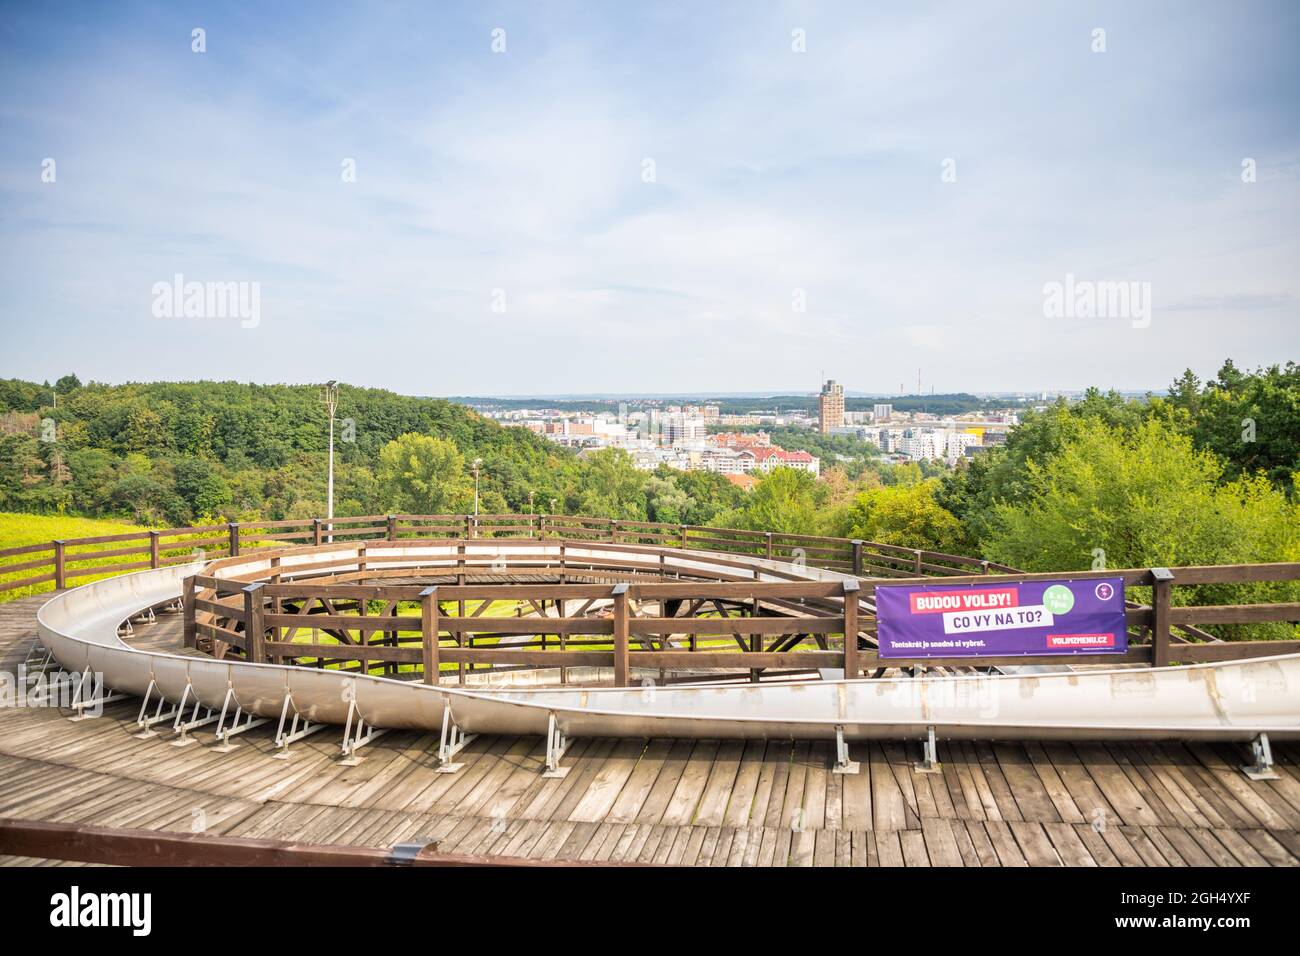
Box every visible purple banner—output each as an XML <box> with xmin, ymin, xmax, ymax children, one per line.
<box><xmin>875</xmin><ymin>577</ymin><xmax>1127</xmax><ymax>659</ymax></box>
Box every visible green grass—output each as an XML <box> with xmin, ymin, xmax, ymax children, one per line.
<box><xmin>0</xmin><ymin>512</ymin><xmax>158</xmax><ymax>603</ymax></box>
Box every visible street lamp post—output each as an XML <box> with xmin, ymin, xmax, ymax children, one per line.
<box><xmin>323</xmin><ymin>381</ymin><xmax>338</xmax><ymax>543</ymax></box>
<box><xmin>471</xmin><ymin>458</ymin><xmax>482</xmax><ymax>517</ymax></box>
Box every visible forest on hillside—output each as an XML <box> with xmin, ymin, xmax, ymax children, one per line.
<box><xmin>0</xmin><ymin>377</ymin><xmax>748</xmax><ymax>528</ymax></box>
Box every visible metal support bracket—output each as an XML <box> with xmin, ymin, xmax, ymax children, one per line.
<box><xmin>833</xmin><ymin>725</ymin><xmax>860</xmax><ymax>774</ymax></box>
<box><xmin>436</xmin><ymin>706</ymin><xmax>476</xmax><ymax>773</ymax></box>
<box><xmin>914</xmin><ymin>725</ymin><xmax>942</xmax><ymax>774</ymax></box>
<box><xmin>133</xmin><ymin>679</ymin><xmax>179</xmax><ymax>738</ymax></box>
<box><xmin>170</xmin><ymin>682</ymin><xmax>218</xmax><ymax>746</ymax></box>
<box><xmin>1242</xmin><ymin>732</ymin><xmax>1280</xmax><ymax>781</ymax></box>
<box><xmin>23</xmin><ymin>640</ymin><xmax>52</xmax><ymax>676</ymax></box>
<box><xmin>386</xmin><ymin>837</ymin><xmax>440</xmax><ymax>865</ymax></box>
<box><xmin>339</xmin><ymin>698</ymin><xmax>389</xmax><ymax>765</ymax></box>
<box><xmin>212</xmin><ymin>686</ymin><xmax>268</xmax><ymax>753</ymax></box>
<box><xmin>543</xmin><ymin>711</ymin><xmax>570</xmax><ymax>778</ymax></box>
<box><xmin>273</xmin><ymin>694</ymin><xmax>326</xmax><ymax>758</ymax></box>
<box><xmin>26</xmin><ymin>664</ymin><xmax>71</xmax><ymax>706</ymax></box>
<box><xmin>68</xmin><ymin>666</ymin><xmax>128</xmax><ymax>721</ymax></box>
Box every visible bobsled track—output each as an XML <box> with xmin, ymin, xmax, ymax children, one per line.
<box><xmin>2</xmin><ymin>514</ymin><xmax>1299</xmax><ymax>866</ymax></box>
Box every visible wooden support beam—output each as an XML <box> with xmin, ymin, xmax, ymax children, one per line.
<box><xmin>420</xmin><ymin>586</ymin><xmax>438</xmax><ymax>685</ymax></box>
<box><xmin>1151</xmin><ymin>567</ymin><xmax>1174</xmax><ymax>668</ymax></box>
<box><xmin>0</xmin><ymin>818</ymin><xmax>635</xmax><ymax>868</ymax></box>
<box><xmin>843</xmin><ymin>579</ymin><xmax>860</xmax><ymax>679</ymax></box>
<box><xmin>243</xmin><ymin>583</ymin><xmax>265</xmax><ymax>664</ymax></box>
<box><xmin>612</xmin><ymin>583</ymin><xmax>630</xmax><ymax>687</ymax></box>
<box><xmin>52</xmin><ymin>539</ymin><xmax>65</xmax><ymax>590</ymax></box>
<box><xmin>182</xmin><ymin>574</ymin><xmax>197</xmax><ymax>648</ymax></box>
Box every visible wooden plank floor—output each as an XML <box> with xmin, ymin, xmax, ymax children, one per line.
<box><xmin>1</xmin><ymin>594</ymin><xmax>1297</xmax><ymax>866</ymax></box>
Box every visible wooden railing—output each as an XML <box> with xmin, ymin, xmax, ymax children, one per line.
<box><xmin>6</xmin><ymin>513</ymin><xmax>1297</xmax><ymax>681</ymax></box>
<box><xmin>0</xmin><ymin>512</ymin><xmax>1014</xmax><ymax>601</ymax></box>
<box><xmin>186</xmin><ymin>539</ymin><xmax>862</xmax><ymax>685</ymax></box>
<box><xmin>183</xmin><ymin>538</ymin><xmax>1300</xmax><ymax>685</ymax></box>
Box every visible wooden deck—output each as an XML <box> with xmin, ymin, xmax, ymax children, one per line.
<box><xmin>1</xmin><ymin>595</ymin><xmax>1297</xmax><ymax>866</ymax></box>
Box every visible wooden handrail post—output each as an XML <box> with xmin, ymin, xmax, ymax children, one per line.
<box><xmin>843</xmin><ymin>579</ymin><xmax>860</xmax><ymax>679</ymax></box>
<box><xmin>765</xmin><ymin>532</ymin><xmax>774</xmax><ymax>560</ymax></box>
<box><xmin>851</xmin><ymin>539</ymin><xmax>863</xmax><ymax>577</ymax></box>
<box><xmin>465</xmin><ymin>514</ymin><xmax>473</xmax><ymax>539</ymax></box>
<box><xmin>182</xmin><ymin>574</ymin><xmax>196</xmax><ymax>648</ymax></box>
<box><xmin>558</xmin><ymin>541</ymin><xmax>566</xmax><ymax>584</ymax></box>
<box><xmin>420</xmin><ymin>586</ymin><xmax>439</xmax><ymax>685</ymax></box>
<box><xmin>679</xmin><ymin>525</ymin><xmax>688</xmax><ymax>550</ymax></box>
<box><xmin>148</xmin><ymin>531</ymin><xmax>161</xmax><ymax>569</ymax></box>
<box><xmin>913</xmin><ymin>550</ymin><xmax>923</xmax><ymax>574</ymax></box>
<box><xmin>270</xmin><ymin>556</ymin><xmax>282</xmax><ymax>615</ymax></box>
<box><xmin>312</xmin><ymin>518</ymin><xmax>323</xmax><ymax>546</ymax></box>
<box><xmin>228</xmin><ymin>522</ymin><xmax>240</xmax><ymax>557</ymax></box>
<box><xmin>537</xmin><ymin>513</ymin><xmax>546</xmax><ymax>539</ymax></box>
<box><xmin>610</xmin><ymin>519</ymin><xmax>619</xmax><ymax>543</ymax></box>
<box><xmin>387</xmin><ymin>515</ymin><xmax>398</xmax><ymax>541</ymax></box>
<box><xmin>53</xmin><ymin>539</ymin><xmax>66</xmax><ymax>590</ymax></box>
<box><xmin>243</xmin><ymin>583</ymin><xmax>265</xmax><ymax>664</ymax></box>
<box><xmin>1151</xmin><ymin>568</ymin><xmax>1174</xmax><ymax>668</ymax></box>
<box><xmin>612</xmin><ymin>583</ymin><xmax>630</xmax><ymax>687</ymax></box>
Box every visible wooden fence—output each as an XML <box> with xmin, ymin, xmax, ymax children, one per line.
<box><xmin>182</xmin><ymin>537</ymin><xmax>1300</xmax><ymax>685</ymax></box>
<box><xmin>5</xmin><ymin>513</ymin><xmax>1297</xmax><ymax>682</ymax></box>
<box><xmin>0</xmin><ymin>512</ymin><xmax>1014</xmax><ymax>601</ymax></box>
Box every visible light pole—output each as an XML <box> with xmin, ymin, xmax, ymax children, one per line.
<box><xmin>323</xmin><ymin>381</ymin><xmax>338</xmax><ymax>543</ymax></box>
<box><xmin>471</xmin><ymin>458</ymin><xmax>482</xmax><ymax>517</ymax></box>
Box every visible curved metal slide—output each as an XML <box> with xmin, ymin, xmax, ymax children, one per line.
<box><xmin>35</xmin><ymin>565</ymin><xmax>1300</xmax><ymax>757</ymax></box>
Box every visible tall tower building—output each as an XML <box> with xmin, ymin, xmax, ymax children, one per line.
<box><xmin>818</xmin><ymin>379</ymin><xmax>844</xmax><ymax>434</ymax></box>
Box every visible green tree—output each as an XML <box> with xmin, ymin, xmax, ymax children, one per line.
<box><xmin>1183</xmin><ymin>361</ymin><xmax>1300</xmax><ymax>491</ymax></box>
<box><xmin>54</xmin><ymin>374</ymin><xmax>82</xmax><ymax>394</ymax></box>
<box><xmin>646</xmin><ymin>475</ymin><xmax>692</xmax><ymax>525</ymax></box>
<box><xmin>376</xmin><ymin>433</ymin><xmax>472</xmax><ymax>514</ymax></box>
<box><xmin>837</xmin><ymin>479</ymin><xmax>970</xmax><ymax>553</ymax></box>
<box><xmin>983</xmin><ymin>419</ymin><xmax>1300</xmax><ymax>638</ymax></box>
<box><xmin>576</xmin><ymin>449</ymin><xmax>648</xmax><ymax>520</ymax></box>
<box><xmin>733</xmin><ymin>468</ymin><xmax>824</xmax><ymax>535</ymax></box>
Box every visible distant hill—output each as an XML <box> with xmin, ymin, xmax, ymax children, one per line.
<box><xmin>0</xmin><ymin>377</ymin><xmax>569</xmax><ymax>525</ymax></box>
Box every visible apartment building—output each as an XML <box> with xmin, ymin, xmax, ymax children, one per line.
<box><xmin>818</xmin><ymin>379</ymin><xmax>845</xmax><ymax>434</ymax></box>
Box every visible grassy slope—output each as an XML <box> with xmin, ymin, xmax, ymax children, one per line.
<box><xmin>0</xmin><ymin>512</ymin><xmax>153</xmax><ymax>602</ymax></box>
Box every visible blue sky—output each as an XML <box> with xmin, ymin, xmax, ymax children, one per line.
<box><xmin>1</xmin><ymin>1</ymin><xmax>1297</xmax><ymax>395</ymax></box>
